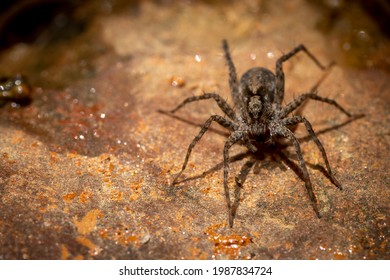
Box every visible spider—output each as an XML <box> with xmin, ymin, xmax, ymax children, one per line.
<box><xmin>163</xmin><ymin>40</ymin><xmax>352</xmax><ymax>227</ymax></box>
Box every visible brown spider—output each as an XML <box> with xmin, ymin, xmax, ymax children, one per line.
<box><xmin>162</xmin><ymin>40</ymin><xmax>352</xmax><ymax>227</ymax></box>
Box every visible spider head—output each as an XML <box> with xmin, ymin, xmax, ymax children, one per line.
<box><xmin>248</xmin><ymin>95</ymin><xmax>262</xmax><ymax>118</ymax></box>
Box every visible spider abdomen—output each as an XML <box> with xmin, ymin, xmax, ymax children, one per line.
<box><xmin>240</xmin><ymin>67</ymin><xmax>275</xmax><ymax>103</ymax></box>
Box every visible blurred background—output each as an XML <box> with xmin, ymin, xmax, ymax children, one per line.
<box><xmin>0</xmin><ymin>0</ymin><xmax>388</xmax><ymax>260</ymax></box>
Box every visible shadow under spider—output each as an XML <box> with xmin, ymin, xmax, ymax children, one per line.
<box><xmin>158</xmin><ymin>109</ymin><xmax>230</xmax><ymax>138</ymax></box>
<box><xmin>159</xmin><ymin>110</ymin><xmax>364</xmax><ymax>225</ymax></box>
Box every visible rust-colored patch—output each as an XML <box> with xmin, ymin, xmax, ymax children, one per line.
<box><xmin>76</xmin><ymin>236</ymin><xmax>101</xmax><ymax>256</ymax></box>
<box><xmin>333</xmin><ymin>250</ymin><xmax>347</xmax><ymax>260</ymax></box>
<box><xmin>111</xmin><ymin>189</ymin><xmax>123</xmax><ymax>201</ymax></box>
<box><xmin>63</xmin><ymin>192</ymin><xmax>77</xmax><ymax>202</ymax></box>
<box><xmin>205</xmin><ymin>224</ymin><xmax>252</xmax><ymax>259</ymax></box>
<box><xmin>98</xmin><ymin>228</ymin><xmax>109</xmax><ymax>239</ymax></box>
<box><xmin>79</xmin><ymin>191</ymin><xmax>93</xmax><ymax>204</ymax></box>
<box><xmin>61</xmin><ymin>244</ymin><xmax>70</xmax><ymax>260</ymax></box>
<box><xmin>73</xmin><ymin>209</ymin><xmax>103</xmax><ymax>235</ymax></box>
<box><xmin>116</xmin><ymin>234</ymin><xmax>139</xmax><ymax>246</ymax></box>
<box><xmin>129</xmin><ymin>182</ymin><xmax>142</xmax><ymax>201</ymax></box>
<box><xmin>101</xmin><ymin>227</ymin><xmax>144</xmax><ymax>248</ymax></box>
<box><xmin>74</xmin><ymin>255</ymin><xmax>84</xmax><ymax>260</ymax></box>
<box><xmin>169</xmin><ymin>76</ymin><xmax>186</xmax><ymax>87</ymax></box>
<box><xmin>50</xmin><ymin>152</ymin><xmax>60</xmax><ymax>164</ymax></box>
<box><xmin>0</xmin><ymin>0</ymin><xmax>388</xmax><ymax>261</ymax></box>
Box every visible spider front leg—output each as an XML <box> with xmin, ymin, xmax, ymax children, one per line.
<box><xmin>171</xmin><ymin>115</ymin><xmax>237</xmax><ymax>186</ymax></box>
<box><xmin>223</xmin><ymin>131</ymin><xmax>245</xmax><ymax>227</ymax></box>
<box><xmin>164</xmin><ymin>93</ymin><xmax>236</xmax><ymax>120</ymax></box>
<box><xmin>222</xmin><ymin>40</ymin><xmax>241</xmax><ymax>110</ymax></box>
<box><xmin>279</xmin><ymin>93</ymin><xmax>352</xmax><ymax>119</ymax></box>
<box><xmin>274</xmin><ymin>44</ymin><xmax>327</xmax><ymax>107</ymax></box>
<box><xmin>272</xmin><ymin>123</ymin><xmax>322</xmax><ymax>218</ymax></box>
<box><xmin>282</xmin><ymin>116</ymin><xmax>342</xmax><ymax>189</ymax></box>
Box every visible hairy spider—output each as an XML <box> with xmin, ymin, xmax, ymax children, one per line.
<box><xmin>163</xmin><ymin>40</ymin><xmax>352</xmax><ymax>227</ymax></box>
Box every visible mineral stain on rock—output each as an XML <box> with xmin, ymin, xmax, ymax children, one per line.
<box><xmin>74</xmin><ymin>209</ymin><xmax>103</xmax><ymax>235</ymax></box>
<box><xmin>0</xmin><ymin>0</ymin><xmax>389</xmax><ymax>259</ymax></box>
<box><xmin>205</xmin><ymin>223</ymin><xmax>253</xmax><ymax>260</ymax></box>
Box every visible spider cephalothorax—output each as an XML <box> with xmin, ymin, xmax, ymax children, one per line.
<box><xmin>163</xmin><ymin>40</ymin><xmax>352</xmax><ymax>227</ymax></box>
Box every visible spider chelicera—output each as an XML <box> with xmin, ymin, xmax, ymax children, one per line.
<box><xmin>162</xmin><ymin>40</ymin><xmax>352</xmax><ymax>227</ymax></box>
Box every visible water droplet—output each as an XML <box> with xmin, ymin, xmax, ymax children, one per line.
<box><xmin>194</xmin><ymin>54</ymin><xmax>202</xmax><ymax>62</ymax></box>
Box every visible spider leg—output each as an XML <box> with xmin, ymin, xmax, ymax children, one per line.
<box><xmin>235</xmin><ymin>157</ymin><xmax>256</xmax><ymax>187</ymax></box>
<box><xmin>293</xmin><ymin>62</ymin><xmax>336</xmax><ymax>117</ymax></box>
<box><xmin>309</xmin><ymin>61</ymin><xmax>335</xmax><ymax>93</ymax></box>
<box><xmin>222</xmin><ymin>40</ymin><xmax>241</xmax><ymax>110</ymax></box>
<box><xmin>275</xmin><ymin>44</ymin><xmax>327</xmax><ymax>107</ymax></box>
<box><xmin>279</xmin><ymin>93</ymin><xmax>352</xmax><ymax>119</ymax></box>
<box><xmin>232</xmin><ymin>157</ymin><xmax>256</xmax><ymax>227</ymax></box>
<box><xmin>271</xmin><ymin>123</ymin><xmax>322</xmax><ymax>218</ymax></box>
<box><xmin>171</xmin><ymin>115</ymin><xmax>237</xmax><ymax>186</ymax></box>
<box><xmin>223</xmin><ymin>131</ymin><xmax>245</xmax><ymax>227</ymax></box>
<box><xmin>282</xmin><ymin>116</ymin><xmax>342</xmax><ymax>189</ymax></box>
<box><xmin>166</xmin><ymin>93</ymin><xmax>236</xmax><ymax>120</ymax></box>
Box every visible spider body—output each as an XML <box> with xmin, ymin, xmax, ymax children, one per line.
<box><xmin>163</xmin><ymin>40</ymin><xmax>352</xmax><ymax>227</ymax></box>
<box><xmin>239</xmin><ymin>67</ymin><xmax>276</xmax><ymax>142</ymax></box>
